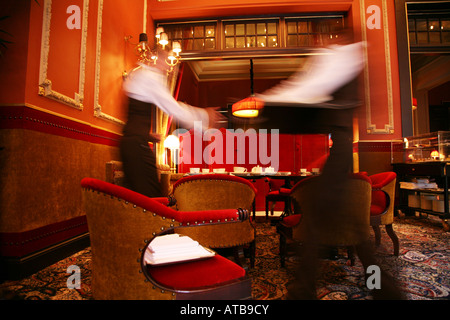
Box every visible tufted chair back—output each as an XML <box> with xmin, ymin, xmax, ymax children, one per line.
<box><xmin>172</xmin><ymin>174</ymin><xmax>257</xmax><ymax>266</ymax></box>
<box><xmin>81</xmin><ymin>178</ymin><xmax>251</xmax><ymax>300</ymax></box>
<box><xmin>277</xmin><ymin>173</ymin><xmax>372</xmax><ymax>267</ymax></box>
<box><xmin>289</xmin><ymin>173</ymin><xmax>372</xmax><ymax>247</ymax></box>
<box><xmin>173</xmin><ymin>174</ymin><xmax>256</xmax><ymax>211</ymax></box>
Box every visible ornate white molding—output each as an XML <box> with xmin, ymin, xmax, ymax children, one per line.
<box><xmin>38</xmin><ymin>0</ymin><xmax>89</xmax><ymax>111</ymax></box>
<box><xmin>361</xmin><ymin>0</ymin><xmax>395</xmax><ymax>134</ymax></box>
<box><xmin>93</xmin><ymin>0</ymin><xmax>125</xmax><ymax>125</ymax></box>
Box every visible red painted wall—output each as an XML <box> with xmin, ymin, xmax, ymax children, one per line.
<box><xmin>0</xmin><ymin>0</ymin><xmax>405</xmax><ymax>161</ymax></box>
<box><xmin>0</xmin><ymin>0</ymin><xmax>146</xmax><ymax>134</ymax></box>
<box><xmin>0</xmin><ymin>0</ymin><xmax>408</xmax><ymax>251</ymax></box>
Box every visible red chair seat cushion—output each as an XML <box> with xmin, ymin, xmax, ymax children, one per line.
<box><xmin>267</xmin><ymin>188</ymin><xmax>291</xmax><ymax>197</ymax></box>
<box><xmin>371</xmin><ymin>190</ymin><xmax>388</xmax><ymax>215</ymax></box>
<box><xmin>280</xmin><ymin>214</ymin><xmax>302</xmax><ymax>228</ymax></box>
<box><xmin>369</xmin><ymin>172</ymin><xmax>396</xmax><ymax>216</ymax></box>
<box><xmin>147</xmin><ymin>254</ymin><xmax>246</xmax><ymax>290</ymax></box>
<box><xmin>370</xmin><ymin>204</ymin><xmax>385</xmax><ymax>216</ymax></box>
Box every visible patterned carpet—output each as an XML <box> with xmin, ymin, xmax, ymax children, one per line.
<box><xmin>1</xmin><ymin>215</ymin><xmax>449</xmax><ymax>300</ymax></box>
<box><xmin>250</xmin><ymin>215</ymin><xmax>450</xmax><ymax>300</ymax></box>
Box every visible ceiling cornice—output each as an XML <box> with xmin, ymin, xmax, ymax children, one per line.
<box><xmin>148</xmin><ymin>0</ymin><xmax>352</xmax><ymax>21</ymax></box>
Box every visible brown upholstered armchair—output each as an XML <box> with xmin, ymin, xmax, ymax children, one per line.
<box><xmin>277</xmin><ymin>173</ymin><xmax>373</xmax><ymax>267</ymax></box>
<box><xmin>171</xmin><ymin>174</ymin><xmax>257</xmax><ymax>268</ymax></box>
<box><xmin>81</xmin><ymin>177</ymin><xmax>252</xmax><ymax>300</ymax></box>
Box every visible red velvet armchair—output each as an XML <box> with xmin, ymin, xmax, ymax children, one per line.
<box><xmin>171</xmin><ymin>174</ymin><xmax>257</xmax><ymax>268</ymax></box>
<box><xmin>369</xmin><ymin>172</ymin><xmax>399</xmax><ymax>256</ymax></box>
<box><xmin>81</xmin><ymin>177</ymin><xmax>252</xmax><ymax>300</ymax></box>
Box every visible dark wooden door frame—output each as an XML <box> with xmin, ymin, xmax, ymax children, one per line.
<box><xmin>394</xmin><ymin>0</ymin><xmax>414</xmax><ymax>138</ymax></box>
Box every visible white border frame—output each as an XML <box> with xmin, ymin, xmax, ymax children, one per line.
<box><xmin>38</xmin><ymin>0</ymin><xmax>89</xmax><ymax>111</ymax></box>
<box><xmin>93</xmin><ymin>0</ymin><xmax>125</xmax><ymax>125</ymax></box>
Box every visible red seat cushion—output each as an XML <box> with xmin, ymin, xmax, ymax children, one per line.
<box><xmin>147</xmin><ymin>255</ymin><xmax>246</xmax><ymax>290</ymax></box>
<box><xmin>370</xmin><ymin>204</ymin><xmax>385</xmax><ymax>216</ymax></box>
<box><xmin>371</xmin><ymin>190</ymin><xmax>387</xmax><ymax>215</ymax></box>
<box><xmin>369</xmin><ymin>172</ymin><xmax>396</xmax><ymax>216</ymax></box>
<box><xmin>267</xmin><ymin>188</ymin><xmax>291</xmax><ymax>196</ymax></box>
<box><xmin>280</xmin><ymin>214</ymin><xmax>302</xmax><ymax>228</ymax></box>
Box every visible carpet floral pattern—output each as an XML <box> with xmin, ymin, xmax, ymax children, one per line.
<box><xmin>1</xmin><ymin>216</ymin><xmax>449</xmax><ymax>300</ymax></box>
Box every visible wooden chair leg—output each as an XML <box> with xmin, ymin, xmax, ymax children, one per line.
<box><xmin>270</xmin><ymin>203</ymin><xmax>275</xmax><ymax>216</ymax></box>
<box><xmin>285</xmin><ymin>198</ymin><xmax>292</xmax><ymax>215</ymax></box>
<box><xmin>347</xmin><ymin>246</ymin><xmax>355</xmax><ymax>266</ymax></box>
<box><xmin>250</xmin><ymin>240</ymin><xmax>256</xmax><ymax>268</ymax></box>
<box><xmin>253</xmin><ymin>200</ymin><xmax>256</xmax><ymax>220</ymax></box>
<box><xmin>265</xmin><ymin>199</ymin><xmax>269</xmax><ymax>220</ymax></box>
<box><xmin>372</xmin><ymin>225</ymin><xmax>381</xmax><ymax>246</ymax></box>
<box><xmin>233</xmin><ymin>246</ymin><xmax>248</xmax><ymax>271</ymax></box>
<box><xmin>279</xmin><ymin>233</ymin><xmax>287</xmax><ymax>267</ymax></box>
<box><xmin>385</xmin><ymin>224</ymin><xmax>399</xmax><ymax>256</ymax></box>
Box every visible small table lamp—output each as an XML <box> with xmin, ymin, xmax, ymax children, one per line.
<box><xmin>164</xmin><ymin>135</ymin><xmax>180</xmax><ymax>173</ymax></box>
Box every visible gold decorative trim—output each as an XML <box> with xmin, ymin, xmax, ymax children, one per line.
<box><xmin>93</xmin><ymin>0</ymin><xmax>125</xmax><ymax>125</ymax></box>
<box><xmin>38</xmin><ymin>0</ymin><xmax>88</xmax><ymax>111</ymax></box>
<box><xmin>361</xmin><ymin>0</ymin><xmax>395</xmax><ymax>134</ymax></box>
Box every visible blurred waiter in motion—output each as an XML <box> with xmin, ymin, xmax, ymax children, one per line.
<box><xmin>121</xmin><ymin>48</ymin><xmax>224</xmax><ymax>197</ymax></box>
<box><xmin>257</xmin><ymin>29</ymin><xmax>404</xmax><ymax>300</ymax></box>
